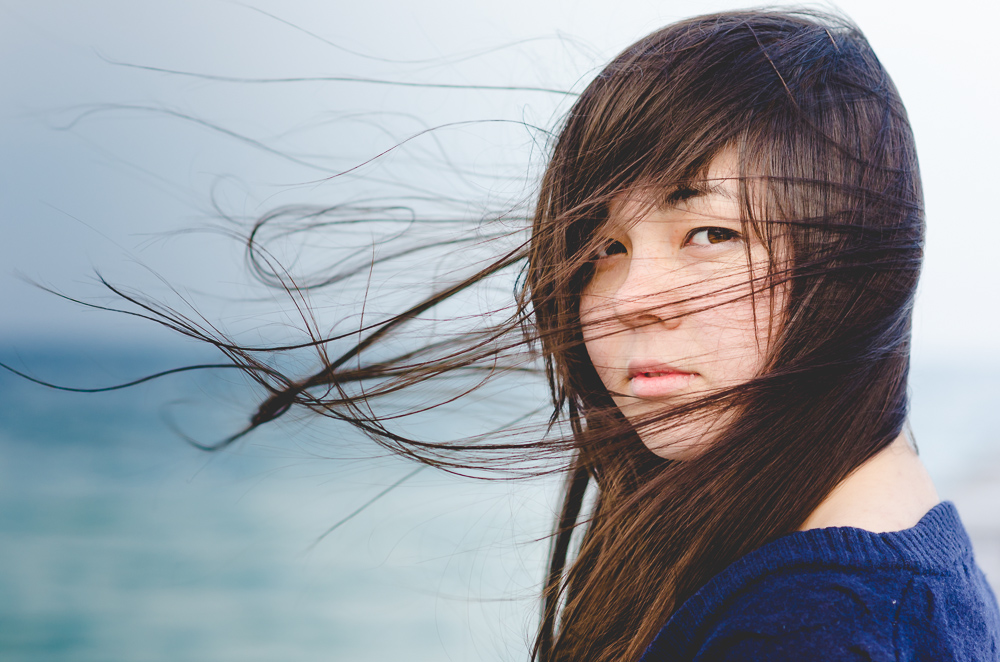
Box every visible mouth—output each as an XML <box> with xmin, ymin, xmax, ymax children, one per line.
<box><xmin>626</xmin><ymin>362</ymin><xmax>697</xmax><ymax>398</ymax></box>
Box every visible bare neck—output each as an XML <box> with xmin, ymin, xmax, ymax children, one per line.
<box><xmin>798</xmin><ymin>432</ymin><xmax>940</xmax><ymax>533</ymax></box>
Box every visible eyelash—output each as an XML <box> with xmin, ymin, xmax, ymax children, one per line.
<box><xmin>595</xmin><ymin>240</ymin><xmax>628</xmax><ymax>259</ymax></box>
<box><xmin>684</xmin><ymin>227</ymin><xmax>742</xmax><ymax>246</ymax></box>
<box><xmin>593</xmin><ymin>227</ymin><xmax>742</xmax><ymax>259</ymax></box>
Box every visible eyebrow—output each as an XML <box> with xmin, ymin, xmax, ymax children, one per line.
<box><xmin>664</xmin><ymin>179</ymin><xmax>739</xmax><ymax>205</ymax></box>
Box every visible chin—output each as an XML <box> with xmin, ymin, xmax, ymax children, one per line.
<box><xmin>636</xmin><ymin>424</ymin><xmax>712</xmax><ymax>460</ymax></box>
<box><xmin>618</xmin><ymin>400</ymin><xmax>714</xmax><ymax>461</ymax></box>
<box><xmin>644</xmin><ymin>439</ymin><xmax>705</xmax><ymax>461</ymax></box>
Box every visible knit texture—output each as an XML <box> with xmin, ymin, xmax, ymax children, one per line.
<box><xmin>638</xmin><ymin>502</ymin><xmax>1000</xmax><ymax>661</ymax></box>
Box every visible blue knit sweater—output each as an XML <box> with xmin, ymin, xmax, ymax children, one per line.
<box><xmin>638</xmin><ymin>502</ymin><xmax>1000</xmax><ymax>661</ymax></box>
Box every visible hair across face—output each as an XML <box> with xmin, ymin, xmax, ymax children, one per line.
<box><xmin>580</xmin><ymin>149</ymin><xmax>783</xmax><ymax>459</ymax></box>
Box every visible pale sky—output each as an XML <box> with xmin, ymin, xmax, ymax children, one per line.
<box><xmin>1</xmin><ymin>0</ymin><xmax>997</xmax><ymax>363</ymax></box>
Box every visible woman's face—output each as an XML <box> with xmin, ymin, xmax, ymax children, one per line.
<box><xmin>580</xmin><ymin>151</ymin><xmax>779</xmax><ymax>459</ymax></box>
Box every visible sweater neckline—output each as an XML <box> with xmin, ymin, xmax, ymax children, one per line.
<box><xmin>740</xmin><ymin>500</ymin><xmax>968</xmax><ymax>572</ymax></box>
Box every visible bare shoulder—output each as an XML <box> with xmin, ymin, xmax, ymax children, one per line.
<box><xmin>799</xmin><ymin>433</ymin><xmax>940</xmax><ymax>533</ymax></box>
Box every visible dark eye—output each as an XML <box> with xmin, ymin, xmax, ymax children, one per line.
<box><xmin>685</xmin><ymin>227</ymin><xmax>741</xmax><ymax>246</ymax></box>
<box><xmin>596</xmin><ymin>240</ymin><xmax>628</xmax><ymax>258</ymax></box>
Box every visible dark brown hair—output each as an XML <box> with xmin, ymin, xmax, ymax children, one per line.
<box><xmin>11</xmin><ymin>8</ymin><xmax>924</xmax><ymax>662</ymax></box>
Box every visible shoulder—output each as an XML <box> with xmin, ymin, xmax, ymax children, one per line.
<box><xmin>691</xmin><ymin>567</ymin><xmax>901</xmax><ymax>661</ymax></box>
<box><xmin>691</xmin><ymin>564</ymin><xmax>999</xmax><ymax>662</ymax></box>
<box><xmin>639</xmin><ymin>504</ymin><xmax>1000</xmax><ymax>662</ymax></box>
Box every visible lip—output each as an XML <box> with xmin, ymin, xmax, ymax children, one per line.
<box><xmin>626</xmin><ymin>360</ymin><xmax>697</xmax><ymax>398</ymax></box>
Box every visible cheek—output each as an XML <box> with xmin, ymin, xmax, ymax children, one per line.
<box><xmin>694</xmin><ymin>288</ymin><xmax>775</xmax><ymax>385</ymax></box>
<box><xmin>579</xmin><ymin>292</ymin><xmax>617</xmax><ymax>389</ymax></box>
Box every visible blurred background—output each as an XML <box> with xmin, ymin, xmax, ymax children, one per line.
<box><xmin>2</xmin><ymin>0</ymin><xmax>999</xmax><ymax>660</ymax></box>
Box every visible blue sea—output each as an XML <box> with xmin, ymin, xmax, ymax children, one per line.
<box><xmin>1</xmin><ymin>347</ymin><xmax>998</xmax><ymax>661</ymax></box>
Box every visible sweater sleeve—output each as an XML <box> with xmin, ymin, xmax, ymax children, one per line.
<box><xmin>691</xmin><ymin>569</ymin><xmax>902</xmax><ymax>662</ymax></box>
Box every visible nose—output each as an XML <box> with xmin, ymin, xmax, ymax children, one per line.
<box><xmin>609</xmin><ymin>255</ymin><xmax>686</xmax><ymax>331</ymax></box>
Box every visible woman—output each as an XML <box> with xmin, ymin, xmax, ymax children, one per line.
<box><xmin>506</xmin><ymin>10</ymin><xmax>1000</xmax><ymax>659</ymax></box>
<box><xmin>14</xmin><ymin>7</ymin><xmax>999</xmax><ymax>661</ymax></box>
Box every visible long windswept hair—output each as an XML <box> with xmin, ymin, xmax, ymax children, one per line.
<box><xmin>17</xmin><ymin>8</ymin><xmax>924</xmax><ymax>662</ymax></box>
<box><xmin>526</xmin><ymin>10</ymin><xmax>922</xmax><ymax>660</ymax></box>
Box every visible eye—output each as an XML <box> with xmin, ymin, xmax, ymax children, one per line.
<box><xmin>684</xmin><ymin>227</ymin><xmax>742</xmax><ymax>247</ymax></box>
<box><xmin>596</xmin><ymin>239</ymin><xmax>628</xmax><ymax>259</ymax></box>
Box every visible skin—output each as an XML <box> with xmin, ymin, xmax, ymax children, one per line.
<box><xmin>579</xmin><ymin>150</ymin><xmax>939</xmax><ymax>532</ymax></box>
<box><xmin>800</xmin><ymin>433</ymin><xmax>940</xmax><ymax>533</ymax></box>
